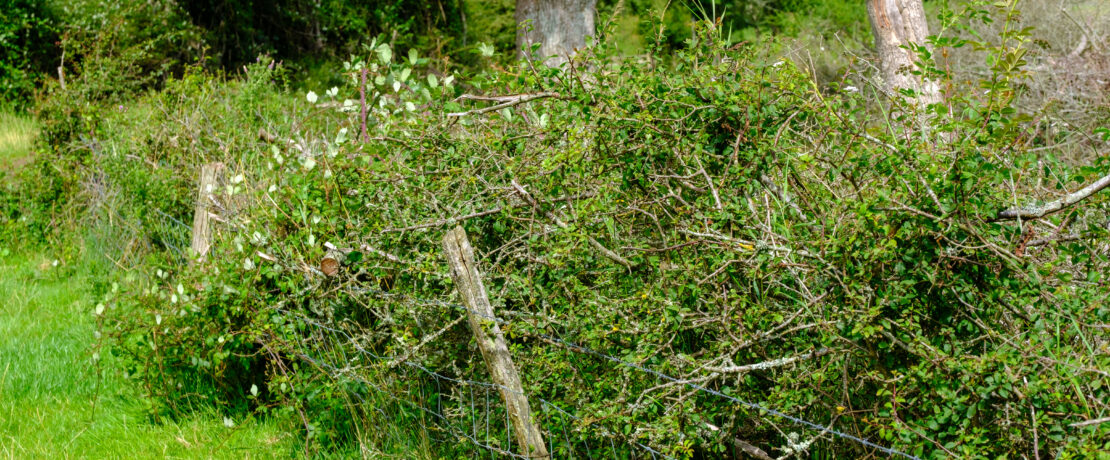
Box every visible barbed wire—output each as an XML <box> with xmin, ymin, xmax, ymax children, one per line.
<box><xmin>295</xmin><ymin>351</ymin><xmax>534</xmax><ymax>459</ymax></box>
<box><xmin>243</xmin><ymin>238</ymin><xmax>917</xmax><ymax>458</ymax></box>
<box><xmin>279</xmin><ymin>306</ymin><xmax>676</xmax><ymax>459</ymax></box>
<box><xmin>328</xmin><ymin>285</ymin><xmax>923</xmax><ymax>460</ymax></box>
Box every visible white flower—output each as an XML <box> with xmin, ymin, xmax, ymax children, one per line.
<box><xmin>477</xmin><ymin>42</ymin><xmax>495</xmax><ymax>57</ymax></box>
<box><xmin>306</xmin><ymin>91</ymin><xmax>318</xmax><ymax>103</ymax></box>
<box><xmin>844</xmin><ymin>86</ymin><xmax>859</xmax><ymax>93</ymax></box>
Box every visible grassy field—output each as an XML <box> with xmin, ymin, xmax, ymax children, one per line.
<box><xmin>0</xmin><ymin>111</ymin><xmax>37</xmax><ymax>163</ymax></box>
<box><xmin>0</xmin><ymin>253</ymin><xmax>299</xmax><ymax>459</ymax></box>
<box><xmin>0</xmin><ymin>113</ymin><xmax>298</xmax><ymax>459</ymax></box>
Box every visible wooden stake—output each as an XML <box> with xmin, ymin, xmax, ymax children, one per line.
<box><xmin>442</xmin><ymin>226</ymin><xmax>549</xmax><ymax>458</ymax></box>
<box><xmin>190</xmin><ymin>162</ymin><xmax>224</xmax><ymax>264</ymax></box>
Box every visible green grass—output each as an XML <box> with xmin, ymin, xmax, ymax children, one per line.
<box><xmin>0</xmin><ymin>252</ymin><xmax>299</xmax><ymax>459</ymax></box>
<box><xmin>0</xmin><ymin>111</ymin><xmax>37</xmax><ymax>162</ymax></box>
<box><xmin>0</xmin><ymin>109</ymin><xmax>403</xmax><ymax>459</ymax></box>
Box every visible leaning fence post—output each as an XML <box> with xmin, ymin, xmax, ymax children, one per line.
<box><xmin>190</xmin><ymin>162</ymin><xmax>224</xmax><ymax>264</ymax></box>
<box><xmin>442</xmin><ymin>226</ymin><xmax>549</xmax><ymax>459</ymax></box>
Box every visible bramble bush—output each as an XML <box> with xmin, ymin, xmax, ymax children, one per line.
<box><xmin>11</xmin><ymin>1</ymin><xmax>1109</xmax><ymax>458</ymax></box>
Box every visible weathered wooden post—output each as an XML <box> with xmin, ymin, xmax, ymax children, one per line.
<box><xmin>442</xmin><ymin>226</ymin><xmax>549</xmax><ymax>458</ymax></box>
<box><xmin>190</xmin><ymin>162</ymin><xmax>224</xmax><ymax>264</ymax></box>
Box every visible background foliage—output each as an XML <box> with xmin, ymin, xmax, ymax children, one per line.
<box><xmin>1</xmin><ymin>0</ymin><xmax>1109</xmax><ymax>458</ymax></box>
<box><xmin>0</xmin><ymin>0</ymin><xmax>60</xmax><ymax>108</ymax></box>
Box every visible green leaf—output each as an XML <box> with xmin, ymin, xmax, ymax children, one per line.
<box><xmin>376</xmin><ymin>43</ymin><xmax>392</xmax><ymax>64</ymax></box>
<box><xmin>477</xmin><ymin>42</ymin><xmax>495</xmax><ymax>57</ymax></box>
<box><xmin>346</xmin><ymin>251</ymin><xmax>363</xmax><ymax>264</ymax></box>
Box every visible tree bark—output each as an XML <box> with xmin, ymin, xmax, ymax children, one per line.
<box><xmin>867</xmin><ymin>0</ymin><xmax>941</xmax><ymax>106</ymax></box>
<box><xmin>516</xmin><ymin>0</ymin><xmax>596</xmax><ymax>65</ymax></box>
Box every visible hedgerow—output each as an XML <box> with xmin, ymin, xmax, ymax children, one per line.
<box><xmin>10</xmin><ymin>4</ymin><xmax>1109</xmax><ymax>459</ymax></box>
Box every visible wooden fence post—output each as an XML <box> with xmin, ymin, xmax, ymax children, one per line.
<box><xmin>442</xmin><ymin>226</ymin><xmax>549</xmax><ymax>459</ymax></box>
<box><xmin>190</xmin><ymin>162</ymin><xmax>224</xmax><ymax>264</ymax></box>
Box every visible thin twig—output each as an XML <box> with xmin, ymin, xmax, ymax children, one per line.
<box><xmin>997</xmin><ymin>172</ymin><xmax>1110</xmax><ymax>220</ymax></box>
<box><xmin>360</xmin><ymin>67</ymin><xmax>369</xmax><ymax>142</ymax></box>
<box><xmin>381</xmin><ymin>192</ymin><xmax>595</xmax><ymax>233</ymax></box>
<box><xmin>1070</xmin><ymin>416</ymin><xmax>1110</xmax><ymax>428</ymax></box>
<box><xmin>447</xmin><ymin>92</ymin><xmax>560</xmax><ymax>117</ymax></box>
<box><xmin>733</xmin><ymin>438</ymin><xmax>774</xmax><ymax>460</ymax></box>
<box><xmin>760</xmin><ymin>174</ymin><xmax>808</xmax><ymax>221</ymax></box>
<box><xmin>705</xmin><ymin>348</ymin><xmax>832</xmax><ymax>374</ymax></box>
<box><xmin>511</xmin><ymin>180</ymin><xmax>633</xmax><ymax>268</ymax></box>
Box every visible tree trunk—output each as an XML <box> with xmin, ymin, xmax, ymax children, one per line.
<box><xmin>867</xmin><ymin>0</ymin><xmax>941</xmax><ymax>106</ymax></box>
<box><xmin>516</xmin><ymin>0</ymin><xmax>596</xmax><ymax>66</ymax></box>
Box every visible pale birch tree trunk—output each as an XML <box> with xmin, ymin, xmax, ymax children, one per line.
<box><xmin>867</xmin><ymin>0</ymin><xmax>942</xmax><ymax>107</ymax></box>
<box><xmin>516</xmin><ymin>0</ymin><xmax>597</xmax><ymax>66</ymax></box>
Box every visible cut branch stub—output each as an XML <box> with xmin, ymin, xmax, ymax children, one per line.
<box><xmin>320</xmin><ymin>250</ymin><xmax>341</xmax><ymax>277</ymax></box>
<box><xmin>442</xmin><ymin>226</ymin><xmax>549</xmax><ymax>459</ymax></box>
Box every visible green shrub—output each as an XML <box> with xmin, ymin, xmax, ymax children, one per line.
<box><xmin>97</xmin><ymin>28</ymin><xmax>1110</xmax><ymax>460</ymax></box>
<box><xmin>25</xmin><ymin>3</ymin><xmax>1110</xmax><ymax>458</ymax></box>
<box><xmin>6</xmin><ymin>0</ymin><xmax>204</xmax><ymax>250</ymax></box>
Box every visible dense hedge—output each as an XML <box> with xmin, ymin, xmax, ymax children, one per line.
<box><xmin>4</xmin><ymin>3</ymin><xmax>1109</xmax><ymax>459</ymax></box>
